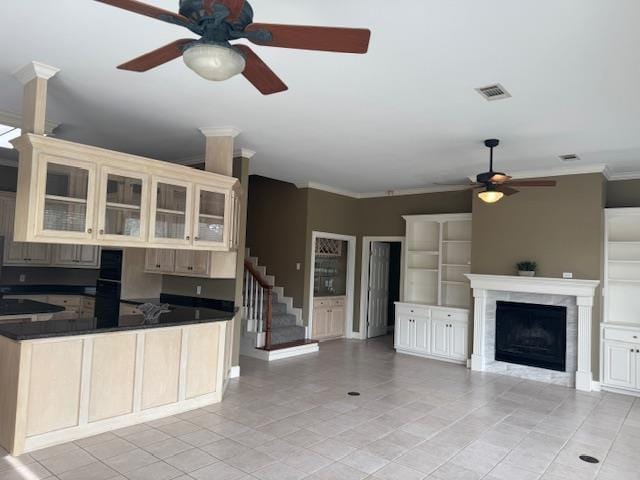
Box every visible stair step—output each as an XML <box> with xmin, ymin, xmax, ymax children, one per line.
<box><xmin>270</xmin><ymin>325</ymin><xmax>306</xmax><ymax>345</ymax></box>
<box><xmin>271</xmin><ymin>313</ymin><xmax>297</xmax><ymax>327</ymax></box>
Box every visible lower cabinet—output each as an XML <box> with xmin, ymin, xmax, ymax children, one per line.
<box><xmin>601</xmin><ymin>325</ymin><xmax>640</xmax><ymax>395</ymax></box>
<box><xmin>312</xmin><ymin>296</ymin><xmax>346</xmax><ymax>340</ymax></box>
<box><xmin>395</xmin><ymin>303</ymin><xmax>469</xmax><ymax>364</ymax></box>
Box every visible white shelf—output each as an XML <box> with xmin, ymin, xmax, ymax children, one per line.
<box><xmin>408</xmin><ymin>267</ymin><xmax>438</xmax><ymax>272</ymax></box>
<box><xmin>609</xmin><ymin>260</ymin><xmax>640</xmax><ymax>264</ymax></box>
<box><xmin>442</xmin><ymin>263</ymin><xmax>471</xmax><ymax>268</ymax></box>
<box><xmin>45</xmin><ymin>195</ymin><xmax>87</xmax><ymax>205</ymax></box>
<box><xmin>106</xmin><ymin>202</ymin><xmax>141</xmax><ymax>211</ymax></box>
<box><xmin>156</xmin><ymin>208</ymin><xmax>186</xmax><ymax>216</ymax></box>
<box><xmin>199</xmin><ymin>213</ymin><xmax>224</xmax><ymax>221</ymax></box>
<box><xmin>408</xmin><ymin>250</ymin><xmax>439</xmax><ymax>255</ymax></box>
<box><xmin>442</xmin><ymin>240</ymin><xmax>471</xmax><ymax>244</ymax></box>
<box><xmin>609</xmin><ymin>241</ymin><xmax>640</xmax><ymax>245</ymax></box>
<box><xmin>609</xmin><ymin>279</ymin><xmax>640</xmax><ymax>285</ymax></box>
<box><xmin>442</xmin><ymin>280</ymin><xmax>469</xmax><ymax>286</ymax></box>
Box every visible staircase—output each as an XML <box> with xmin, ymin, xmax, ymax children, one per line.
<box><xmin>241</xmin><ymin>250</ymin><xmax>318</xmax><ymax>361</ymax></box>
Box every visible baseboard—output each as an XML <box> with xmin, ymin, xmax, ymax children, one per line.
<box><xmin>395</xmin><ymin>348</ymin><xmax>467</xmax><ymax>365</ymax></box>
<box><xmin>600</xmin><ymin>383</ymin><xmax>640</xmax><ymax>397</ymax></box>
<box><xmin>591</xmin><ymin>381</ymin><xmax>601</xmax><ymax>391</ymax></box>
<box><xmin>240</xmin><ymin>342</ymin><xmax>319</xmax><ymax>362</ymax></box>
<box><xmin>229</xmin><ymin>366</ymin><xmax>240</xmax><ymax>379</ymax></box>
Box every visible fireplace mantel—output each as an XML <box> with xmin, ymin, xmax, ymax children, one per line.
<box><xmin>465</xmin><ymin>274</ymin><xmax>600</xmax><ymax>391</ymax></box>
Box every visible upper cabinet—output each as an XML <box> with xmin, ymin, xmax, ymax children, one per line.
<box><xmin>13</xmin><ymin>134</ymin><xmax>241</xmax><ymax>251</ymax></box>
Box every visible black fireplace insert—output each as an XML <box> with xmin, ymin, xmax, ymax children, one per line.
<box><xmin>495</xmin><ymin>301</ymin><xmax>567</xmax><ymax>372</ymax></box>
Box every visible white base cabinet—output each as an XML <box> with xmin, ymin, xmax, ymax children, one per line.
<box><xmin>312</xmin><ymin>297</ymin><xmax>346</xmax><ymax>340</ymax></box>
<box><xmin>395</xmin><ymin>303</ymin><xmax>469</xmax><ymax>364</ymax></box>
<box><xmin>601</xmin><ymin>325</ymin><xmax>640</xmax><ymax>395</ymax></box>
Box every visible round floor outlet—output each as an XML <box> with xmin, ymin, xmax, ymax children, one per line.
<box><xmin>579</xmin><ymin>455</ymin><xmax>600</xmax><ymax>464</ymax></box>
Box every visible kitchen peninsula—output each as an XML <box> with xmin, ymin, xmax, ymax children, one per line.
<box><xmin>0</xmin><ymin>294</ymin><xmax>235</xmax><ymax>455</ymax></box>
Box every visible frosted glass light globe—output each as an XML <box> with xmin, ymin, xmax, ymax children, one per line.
<box><xmin>183</xmin><ymin>44</ymin><xmax>246</xmax><ymax>81</ymax></box>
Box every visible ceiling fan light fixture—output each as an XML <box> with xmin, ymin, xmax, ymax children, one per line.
<box><xmin>183</xmin><ymin>43</ymin><xmax>246</xmax><ymax>81</ymax></box>
<box><xmin>478</xmin><ymin>188</ymin><xmax>504</xmax><ymax>204</ymax></box>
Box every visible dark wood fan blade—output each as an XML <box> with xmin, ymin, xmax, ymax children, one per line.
<box><xmin>245</xmin><ymin>23</ymin><xmax>371</xmax><ymax>53</ymax></box>
<box><xmin>95</xmin><ymin>0</ymin><xmax>193</xmax><ymax>27</ymax></box>
<box><xmin>496</xmin><ymin>186</ymin><xmax>519</xmax><ymax>196</ymax></box>
<box><xmin>118</xmin><ymin>39</ymin><xmax>193</xmax><ymax>72</ymax></box>
<box><xmin>234</xmin><ymin>45</ymin><xmax>288</xmax><ymax>95</ymax></box>
<box><xmin>506</xmin><ymin>180</ymin><xmax>557</xmax><ymax>187</ymax></box>
<box><xmin>435</xmin><ymin>182</ymin><xmax>481</xmax><ymax>188</ymax></box>
<box><xmin>216</xmin><ymin>0</ymin><xmax>245</xmax><ymax>22</ymax></box>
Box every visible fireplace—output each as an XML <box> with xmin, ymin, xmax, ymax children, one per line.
<box><xmin>495</xmin><ymin>301</ymin><xmax>567</xmax><ymax>372</ymax></box>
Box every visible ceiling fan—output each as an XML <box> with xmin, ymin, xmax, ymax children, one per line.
<box><xmin>440</xmin><ymin>139</ymin><xmax>557</xmax><ymax>204</ymax></box>
<box><xmin>95</xmin><ymin>0</ymin><xmax>371</xmax><ymax>95</ymax></box>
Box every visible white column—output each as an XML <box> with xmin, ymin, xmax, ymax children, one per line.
<box><xmin>199</xmin><ymin>126</ymin><xmax>241</xmax><ymax>176</ymax></box>
<box><xmin>13</xmin><ymin>61</ymin><xmax>60</xmax><ymax>135</ymax></box>
<box><xmin>471</xmin><ymin>288</ymin><xmax>488</xmax><ymax>371</ymax></box>
<box><xmin>575</xmin><ymin>295</ymin><xmax>594</xmax><ymax>392</ymax></box>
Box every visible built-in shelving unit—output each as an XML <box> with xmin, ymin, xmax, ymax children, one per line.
<box><xmin>601</xmin><ymin>208</ymin><xmax>640</xmax><ymax>396</ymax></box>
<box><xmin>403</xmin><ymin>214</ymin><xmax>472</xmax><ymax>309</ymax></box>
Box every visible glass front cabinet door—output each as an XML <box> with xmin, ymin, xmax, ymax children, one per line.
<box><xmin>149</xmin><ymin>177</ymin><xmax>193</xmax><ymax>246</ymax></box>
<box><xmin>193</xmin><ymin>185</ymin><xmax>231</xmax><ymax>249</ymax></box>
<box><xmin>36</xmin><ymin>155</ymin><xmax>97</xmax><ymax>240</ymax></box>
<box><xmin>97</xmin><ymin>166</ymin><xmax>149</xmax><ymax>243</ymax></box>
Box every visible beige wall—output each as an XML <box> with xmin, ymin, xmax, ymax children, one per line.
<box><xmin>607</xmin><ymin>179</ymin><xmax>640</xmax><ymax>208</ymax></box>
<box><xmin>246</xmin><ymin>176</ymin><xmax>309</xmax><ymax>307</ymax></box>
<box><xmin>472</xmin><ymin>173</ymin><xmax>606</xmax><ymax>379</ymax></box>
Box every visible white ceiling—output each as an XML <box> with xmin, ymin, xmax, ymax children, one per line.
<box><xmin>1</xmin><ymin>0</ymin><xmax>640</xmax><ymax>193</ymax></box>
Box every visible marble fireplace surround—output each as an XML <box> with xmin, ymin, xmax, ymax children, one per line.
<box><xmin>466</xmin><ymin>274</ymin><xmax>600</xmax><ymax>392</ymax></box>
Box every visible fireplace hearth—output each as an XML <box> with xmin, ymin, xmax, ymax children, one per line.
<box><xmin>495</xmin><ymin>301</ymin><xmax>567</xmax><ymax>372</ymax></box>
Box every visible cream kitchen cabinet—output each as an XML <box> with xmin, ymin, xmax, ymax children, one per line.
<box><xmin>0</xmin><ymin>192</ymin><xmax>99</xmax><ymax>268</ymax></box>
<box><xmin>51</xmin><ymin>244</ymin><xmax>100</xmax><ymax>268</ymax></box>
<box><xmin>145</xmin><ymin>249</ymin><xmax>176</xmax><ymax>274</ymax></box>
<box><xmin>12</xmin><ymin>134</ymin><xmax>240</xmax><ymax>251</ymax></box>
<box><xmin>601</xmin><ymin>324</ymin><xmax>640</xmax><ymax>394</ymax></box>
<box><xmin>395</xmin><ymin>302</ymin><xmax>469</xmax><ymax>364</ymax></box>
<box><xmin>312</xmin><ymin>296</ymin><xmax>346</xmax><ymax>340</ymax></box>
<box><xmin>144</xmin><ymin>248</ymin><xmax>235</xmax><ymax>279</ymax></box>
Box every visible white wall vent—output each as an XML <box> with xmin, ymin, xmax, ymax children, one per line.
<box><xmin>559</xmin><ymin>154</ymin><xmax>580</xmax><ymax>162</ymax></box>
<box><xmin>475</xmin><ymin>83</ymin><xmax>512</xmax><ymax>101</ymax></box>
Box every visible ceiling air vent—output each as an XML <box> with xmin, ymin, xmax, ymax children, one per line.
<box><xmin>476</xmin><ymin>83</ymin><xmax>511</xmax><ymax>101</ymax></box>
<box><xmin>559</xmin><ymin>154</ymin><xmax>580</xmax><ymax>162</ymax></box>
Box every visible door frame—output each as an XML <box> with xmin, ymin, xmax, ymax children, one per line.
<box><xmin>308</xmin><ymin>231</ymin><xmax>357</xmax><ymax>339</ymax></box>
<box><xmin>359</xmin><ymin>236</ymin><xmax>405</xmax><ymax>340</ymax></box>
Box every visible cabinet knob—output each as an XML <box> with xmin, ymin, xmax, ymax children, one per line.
<box><xmin>195</xmin><ymin>236</ymin><xmax>200</xmax><ymax>241</ymax></box>
<box><xmin>186</xmin><ymin>236</ymin><xmax>190</xmax><ymax>241</ymax></box>
<box><xmin>634</xmin><ymin>336</ymin><xmax>638</xmax><ymax>339</ymax></box>
<box><xmin>99</xmin><ymin>229</ymin><xmax>104</xmax><ymax>235</ymax></box>
<box><xmin>87</xmin><ymin>228</ymin><xmax>92</xmax><ymax>234</ymax></box>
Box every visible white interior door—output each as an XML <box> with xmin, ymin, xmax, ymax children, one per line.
<box><xmin>367</xmin><ymin>242</ymin><xmax>390</xmax><ymax>338</ymax></box>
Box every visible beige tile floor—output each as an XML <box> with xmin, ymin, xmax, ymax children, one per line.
<box><xmin>2</xmin><ymin>336</ymin><xmax>639</xmax><ymax>480</ymax></box>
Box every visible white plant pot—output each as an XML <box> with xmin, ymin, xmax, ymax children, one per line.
<box><xmin>518</xmin><ymin>271</ymin><xmax>536</xmax><ymax>277</ymax></box>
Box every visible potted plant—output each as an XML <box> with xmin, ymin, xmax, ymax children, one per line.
<box><xmin>517</xmin><ymin>261</ymin><xmax>537</xmax><ymax>277</ymax></box>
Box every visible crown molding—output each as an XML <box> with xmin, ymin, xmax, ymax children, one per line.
<box><xmin>199</xmin><ymin>126</ymin><xmax>241</xmax><ymax>138</ymax></box>
<box><xmin>0</xmin><ymin>109</ymin><xmax>58</xmax><ymax>134</ymax></box>
<box><xmin>235</xmin><ymin>148</ymin><xmax>256</xmax><ymax>159</ymax></box>
<box><xmin>294</xmin><ymin>182</ymin><xmax>469</xmax><ymax>199</ymax></box>
<box><xmin>466</xmin><ymin>163</ymin><xmax>610</xmax><ymax>182</ymax></box>
<box><xmin>12</xmin><ymin>61</ymin><xmax>60</xmax><ymax>84</ymax></box>
<box><xmin>608</xmin><ymin>170</ymin><xmax>640</xmax><ymax>181</ymax></box>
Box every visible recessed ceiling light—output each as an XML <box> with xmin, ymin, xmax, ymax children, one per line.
<box><xmin>559</xmin><ymin>154</ymin><xmax>580</xmax><ymax>162</ymax></box>
<box><xmin>0</xmin><ymin>124</ymin><xmax>21</xmax><ymax>149</ymax></box>
<box><xmin>475</xmin><ymin>83</ymin><xmax>512</xmax><ymax>101</ymax></box>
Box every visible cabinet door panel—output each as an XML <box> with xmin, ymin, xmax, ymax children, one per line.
<box><xmin>174</xmin><ymin>250</ymin><xmax>193</xmax><ymax>274</ymax></box>
<box><xmin>414</xmin><ymin>317</ymin><xmax>429</xmax><ymax>353</ymax></box>
<box><xmin>38</xmin><ymin>156</ymin><xmax>96</xmax><ymax>239</ymax></box>
<box><xmin>331</xmin><ymin>306</ymin><xmax>345</xmax><ymax>337</ymax></box>
<box><xmin>395</xmin><ymin>315</ymin><xmax>413</xmax><ymax>350</ymax></box>
<box><xmin>77</xmin><ymin>245</ymin><xmax>99</xmax><ymax>267</ymax></box>
<box><xmin>604</xmin><ymin>342</ymin><xmax>635</xmax><ymax>389</ymax></box>
<box><xmin>312</xmin><ymin>308</ymin><xmax>328</xmax><ymax>338</ymax></box>
<box><xmin>193</xmin><ymin>185</ymin><xmax>228</xmax><ymax>248</ymax></box>
<box><xmin>449</xmin><ymin>322</ymin><xmax>468</xmax><ymax>360</ymax></box>
<box><xmin>24</xmin><ymin>243</ymin><xmax>51</xmax><ymax>265</ymax></box>
<box><xmin>430</xmin><ymin>319</ymin><xmax>449</xmax><ymax>357</ymax></box>
<box><xmin>150</xmin><ymin>178</ymin><xmax>192</xmax><ymax>246</ymax></box>
<box><xmin>98</xmin><ymin>167</ymin><xmax>148</xmax><ymax>242</ymax></box>
<box><xmin>191</xmin><ymin>250</ymin><xmax>211</xmax><ymax>276</ymax></box>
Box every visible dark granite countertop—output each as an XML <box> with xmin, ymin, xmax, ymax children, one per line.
<box><xmin>0</xmin><ymin>293</ymin><xmax>237</xmax><ymax>341</ymax></box>
<box><xmin>0</xmin><ymin>299</ymin><xmax>65</xmax><ymax>316</ymax></box>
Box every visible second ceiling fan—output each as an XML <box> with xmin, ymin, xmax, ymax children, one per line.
<box><xmin>441</xmin><ymin>139</ymin><xmax>557</xmax><ymax>204</ymax></box>
<box><xmin>95</xmin><ymin>0</ymin><xmax>372</xmax><ymax>95</ymax></box>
